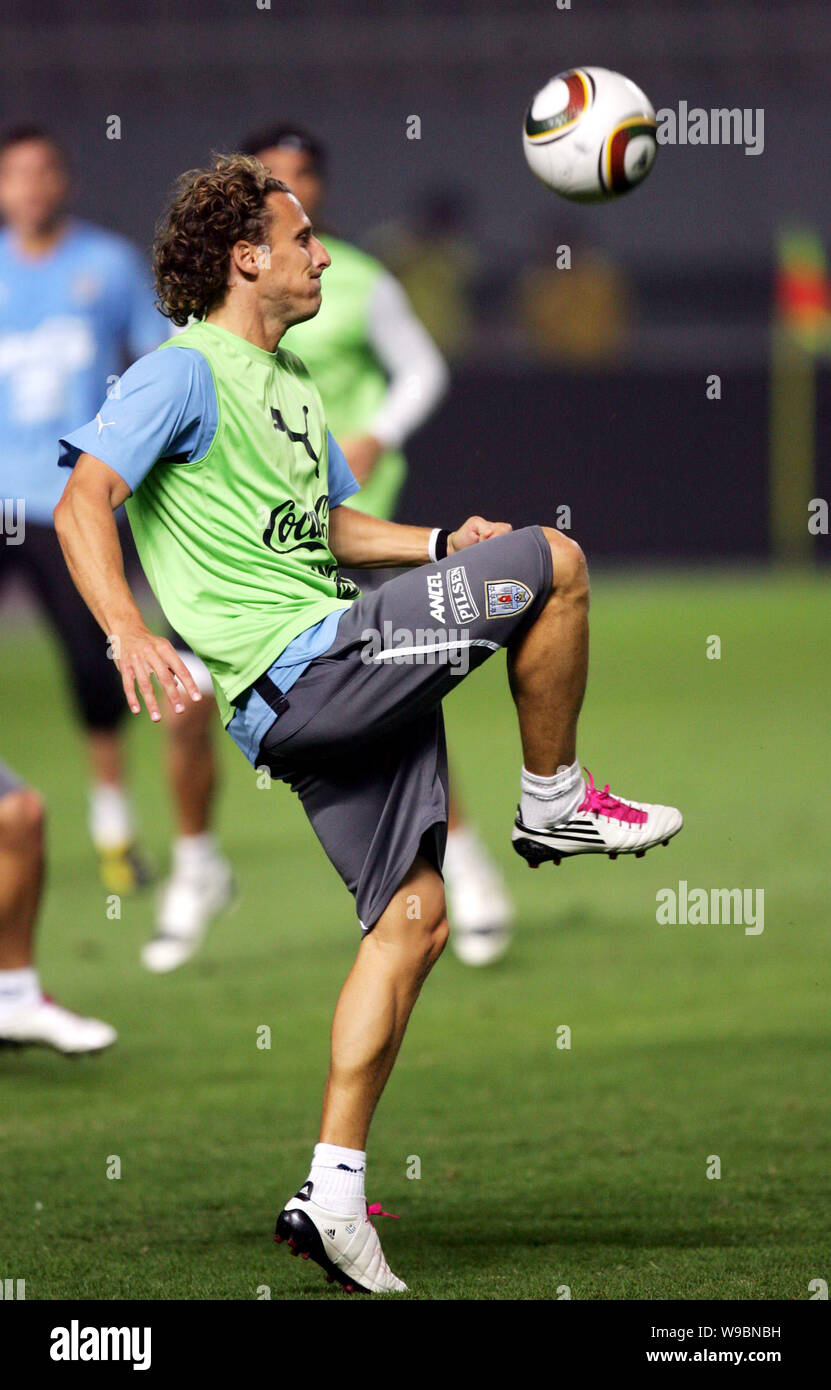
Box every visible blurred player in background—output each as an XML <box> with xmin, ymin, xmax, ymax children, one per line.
<box><xmin>145</xmin><ymin>616</ymin><xmax>234</xmax><ymax>973</ymax></box>
<box><xmin>0</xmin><ymin>126</ymin><xmax>159</xmax><ymax>893</ymax></box>
<box><xmin>0</xmin><ymin>757</ymin><xmax>115</xmax><ymax>1052</ymax></box>
<box><xmin>242</xmin><ymin>124</ymin><xmax>515</xmax><ymax>965</ymax></box>
<box><xmin>0</xmin><ymin>126</ymin><xmax>233</xmax><ymax>937</ymax></box>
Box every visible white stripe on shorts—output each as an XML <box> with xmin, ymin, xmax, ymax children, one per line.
<box><xmin>371</xmin><ymin>638</ymin><xmax>499</xmax><ymax>662</ymax></box>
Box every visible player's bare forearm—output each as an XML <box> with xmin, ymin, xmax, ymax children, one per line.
<box><xmin>329</xmin><ymin>506</ymin><xmax>432</xmax><ymax>567</ymax></box>
<box><xmin>329</xmin><ymin>506</ymin><xmax>512</xmax><ymax>568</ymax></box>
<box><xmin>54</xmin><ymin>458</ymin><xmax>141</xmax><ymax>637</ymax></box>
<box><xmin>53</xmin><ymin>452</ymin><xmax>202</xmax><ymax>721</ymax></box>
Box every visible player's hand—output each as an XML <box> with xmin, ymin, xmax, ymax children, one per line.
<box><xmin>448</xmin><ymin>516</ymin><xmax>512</xmax><ymax>554</ymax></box>
<box><xmin>339</xmin><ymin>434</ymin><xmax>383</xmax><ymax>483</ymax></box>
<box><xmin>111</xmin><ymin>625</ymin><xmax>203</xmax><ymax>722</ymax></box>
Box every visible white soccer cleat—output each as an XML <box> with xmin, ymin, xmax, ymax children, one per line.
<box><xmin>0</xmin><ymin>994</ymin><xmax>116</xmax><ymax>1054</ymax></box>
<box><xmin>142</xmin><ymin>854</ymin><xmax>234</xmax><ymax>973</ymax></box>
<box><xmin>443</xmin><ymin>827</ymin><xmax>514</xmax><ymax>966</ymax></box>
<box><xmin>275</xmin><ymin>1183</ymin><xmax>407</xmax><ymax>1294</ymax></box>
<box><xmin>512</xmin><ymin>770</ymin><xmax>683</xmax><ymax>867</ymax></box>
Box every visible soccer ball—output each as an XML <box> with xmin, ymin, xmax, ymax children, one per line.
<box><xmin>523</xmin><ymin>67</ymin><xmax>657</xmax><ymax>202</ymax></box>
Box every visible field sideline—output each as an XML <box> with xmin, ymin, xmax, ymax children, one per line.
<box><xmin>1</xmin><ymin>570</ymin><xmax>829</xmax><ymax>1300</ymax></box>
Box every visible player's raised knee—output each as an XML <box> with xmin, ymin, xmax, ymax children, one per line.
<box><xmin>539</xmin><ymin>526</ymin><xmax>588</xmax><ymax>595</ymax></box>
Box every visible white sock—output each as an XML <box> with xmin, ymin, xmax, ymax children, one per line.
<box><xmin>307</xmin><ymin>1142</ymin><xmax>366</xmax><ymax>1215</ymax></box>
<box><xmin>172</xmin><ymin>833</ymin><xmax>218</xmax><ymax>874</ymax></box>
<box><xmin>443</xmin><ymin>824</ymin><xmax>481</xmax><ymax>871</ymax></box>
<box><xmin>0</xmin><ymin>967</ymin><xmax>41</xmax><ymax>1015</ymax></box>
<box><xmin>89</xmin><ymin>783</ymin><xmax>133</xmax><ymax>852</ymax></box>
<box><xmin>520</xmin><ymin>761</ymin><xmax>585</xmax><ymax>829</ymax></box>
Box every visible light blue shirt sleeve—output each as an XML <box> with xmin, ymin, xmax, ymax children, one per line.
<box><xmin>58</xmin><ymin>347</ymin><xmax>217</xmax><ymax>495</ymax></box>
<box><xmin>328</xmin><ymin>432</ymin><xmax>360</xmax><ymax>508</ymax></box>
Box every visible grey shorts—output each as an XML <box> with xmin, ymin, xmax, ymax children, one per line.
<box><xmin>0</xmin><ymin>758</ymin><xmax>23</xmax><ymax>800</ymax></box>
<box><xmin>257</xmin><ymin>525</ymin><xmax>553</xmax><ymax>929</ymax></box>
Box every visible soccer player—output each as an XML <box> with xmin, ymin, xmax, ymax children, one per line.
<box><xmin>53</xmin><ymin>157</ymin><xmax>682</xmax><ymax>1293</ymax></box>
<box><xmin>0</xmin><ymin>126</ymin><xmax>160</xmax><ymax>893</ymax></box>
<box><xmin>0</xmin><ymin>124</ymin><xmax>233</xmax><ymax>935</ymax></box>
<box><xmin>0</xmin><ymin>758</ymin><xmax>116</xmax><ymax>1052</ymax></box>
<box><xmin>243</xmin><ymin>124</ymin><xmax>515</xmax><ymax>966</ymax></box>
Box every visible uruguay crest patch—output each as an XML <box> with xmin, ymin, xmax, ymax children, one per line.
<box><xmin>484</xmin><ymin>579</ymin><xmax>533</xmax><ymax>618</ymax></box>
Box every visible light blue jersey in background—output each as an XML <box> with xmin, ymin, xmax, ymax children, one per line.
<box><xmin>0</xmin><ymin>219</ymin><xmax>165</xmax><ymax>523</ymax></box>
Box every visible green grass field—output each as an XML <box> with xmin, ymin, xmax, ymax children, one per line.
<box><xmin>1</xmin><ymin>570</ymin><xmax>829</xmax><ymax>1301</ymax></box>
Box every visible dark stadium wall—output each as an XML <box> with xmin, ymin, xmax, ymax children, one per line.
<box><xmin>402</xmin><ymin>366</ymin><xmax>831</xmax><ymax>562</ymax></box>
<box><xmin>2</xmin><ymin>3</ymin><xmax>829</xmax><ymax>278</ymax></box>
<box><xmin>3</xmin><ymin>1</ymin><xmax>827</xmax><ymax>564</ymax></box>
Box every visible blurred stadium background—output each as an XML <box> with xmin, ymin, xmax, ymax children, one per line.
<box><xmin>1</xmin><ymin>0</ymin><xmax>829</xmax><ymax>1301</ymax></box>
<box><xmin>3</xmin><ymin>0</ymin><xmax>830</xmax><ymax>555</ymax></box>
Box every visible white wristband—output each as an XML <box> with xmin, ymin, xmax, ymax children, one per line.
<box><xmin>428</xmin><ymin>527</ymin><xmax>441</xmax><ymax>563</ymax></box>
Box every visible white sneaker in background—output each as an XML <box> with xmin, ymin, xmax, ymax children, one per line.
<box><xmin>0</xmin><ymin>994</ymin><xmax>116</xmax><ymax>1054</ymax></box>
<box><xmin>142</xmin><ymin>851</ymin><xmax>234</xmax><ymax>974</ymax></box>
<box><xmin>444</xmin><ymin>824</ymin><xmax>514</xmax><ymax>966</ymax></box>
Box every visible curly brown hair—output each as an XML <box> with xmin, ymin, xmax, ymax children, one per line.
<box><xmin>153</xmin><ymin>154</ymin><xmax>290</xmax><ymax>326</ymax></box>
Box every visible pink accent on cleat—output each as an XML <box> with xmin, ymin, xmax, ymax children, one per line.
<box><xmin>578</xmin><ymin>771</ymin><xmax>648</xmax><ymax>825</ymax></box>
<box><xmin>366</xmin><ymin>1202</ymin><xmax>400</xmax><ymax>1221</ymax></box>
